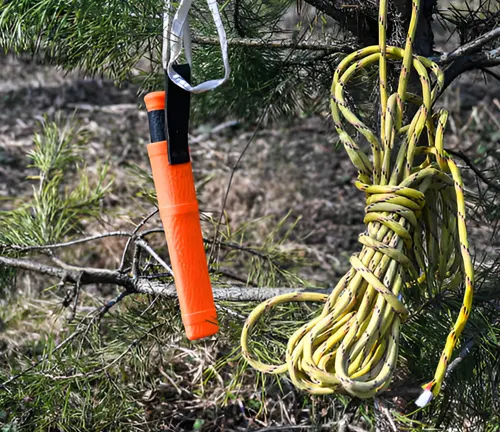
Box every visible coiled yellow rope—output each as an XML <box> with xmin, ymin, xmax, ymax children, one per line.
<box><xmin>240</xmin><ymin>0</ymin><xmax>474</xmax><ymax>406</ymax></box>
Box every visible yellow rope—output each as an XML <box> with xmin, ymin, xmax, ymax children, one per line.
<box><xmin>240</xmin><ymin>0</ymin><xmax>474</xmax><ymax>406</ymax></box>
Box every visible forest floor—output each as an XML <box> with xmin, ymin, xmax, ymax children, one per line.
<box><xmin>1</xmin><ymin>45</ymin><xmax>500</xmax><ymax>431</ymax></box>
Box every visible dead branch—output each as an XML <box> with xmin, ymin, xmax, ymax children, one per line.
<box><xmin>0</xmin><ymin>255</ymin><xmax>134</xmax><ymax>289</ymax></box>
<box><xmin>0</xmin><ymin>255</ymin><xmax>331</xmax><ymax>302</ymax></box>
<box><xmin>135</xmin><ymin>238</ymin><xmax>173</xmax><ymax>276</ymax></box>
<box><xmin>135</xmin><ymin>279</ymin><xmax>330</xmax><ymax>301</ymax></box>
<box><xmin>437</xmin><ymin>26</ymin><xmax>500</xmax><ymax>65</ymax></box>
<box><xmin>442</xmin><ymin>46</ymin><xmax>500</xmax><ymax>92</ymax></box>
<box><xmin>118</xmin><ymin>208</ymin><xmax>159</xmax><ymax>272</ymax></box>
<box><xmin>192</xmin><ymin>35</ymin><xmax>356</xmax><ymax>54</ymax></box>
<box><xmin>0</xmin><ymin>231</ymin><xmax>131</xmax><ymax>252</ymax></box>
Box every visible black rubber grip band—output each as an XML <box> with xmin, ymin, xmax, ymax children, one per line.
<box><xmin>147</xmin><ymin>109</ymin><xmax>166</xmax><ymax>143</ymax></box>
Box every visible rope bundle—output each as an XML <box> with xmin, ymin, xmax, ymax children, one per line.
<box><xmin>241</xmin><ymin>0</ymin><xmax>474</xmax><ymax>406</ymax></box>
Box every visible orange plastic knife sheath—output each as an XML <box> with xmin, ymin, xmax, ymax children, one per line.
<box><xmin>144</xmin><ymin>91</ymin><xmax>218</xmax><ymax>340</ymax></box>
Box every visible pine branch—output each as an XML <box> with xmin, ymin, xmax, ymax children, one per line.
<box><xmin>0</xmin><ymin>329</ymin><xmax>81</xmax><ymax>389</ymax></box>
<box><xmin>135</xmin><ymin>279</ymin><xmax>330</xmax><ymax>301</ymax></box>
<box><xmin>36</xmin><ymin>321</ymin><xmax>168</xmax><ymax>381</ymax></box>
<box><xmin>0</xmin><ymin>255</ymin><xmax>330</xmax><ymax>301</ymax></box>
<box><xmin>441</xmin><ymin>46</ymin><xmax>500</xmax><ymax>93</ymax></box>
<box><xmin>436</xmin><ymin>26</ymin><xmax>500</xmax><ymax>64</ymax></box>
<box><xmin>192</xmin><ymin>35</ymin><xmax>356</xmax><ymax>53</ymax></box>
<box><xmin>1</xmin><ymin>231</ymin><xmax>132</xmax><ymax>252</ymax></box>
<box><xmin>118</xmin><ymin>209</ymin><xmax>159</xmax><ymax>272</ymax></box>
<box><xmin>0</xmin><ymin>307</ymin><xmax>101</xmax><ymax>389</ymax></box>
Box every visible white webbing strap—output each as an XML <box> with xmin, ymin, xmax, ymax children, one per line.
<box><xmin>162</xmin><ymin>0</ymin><xmax>230</xmax><ymax>93</ymax></box>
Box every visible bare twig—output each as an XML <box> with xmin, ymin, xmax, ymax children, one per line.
<box><xmin>96</xmin><ymin>290</ymin><xmax>131</xmax><ymax>320</ymax></box>
<box><xmin>137</xmin><ymin>228</ymin><xmax>165</xmax><ymax>239</ymax></box>
<box><xmin>131</xmin><ymin>243</ymin><xmax>142</xmax><ymax>279</ymax></box>
<box><xmin>375</xmin><ymin>398</ymin><xmax>398</xmax><ymax>432</ymax></box>
<box><xmin>140</xmin><ymin>272</ymin><xmax>172</xmax><ymax>280</ymax></box>
<box><xmin>69</xmin><ymin>273</ymin><xmax>82</xmax><ymax>323</ymax></box>
<box><xmin>192</xmin><ymin>35</ymin><xmax>355</xmax><ymax>53</ymax></box>
<box><xmin>445</xmin><ymin>148</ymin><xmax>500</xmax><ymax>192</ymax></box>
<box><xmin>135</xmin><ymin>238</ymin><xmax>173</xmax><ymax>276</ymax></box>
<box><xmin>208</xmin><ymin>29</ymin><xmax>315</xmax><ymax>265</ymax></box>
<box><xmin>1</xmin><ymin>231</ymin><xmax>131</xmax><ymax>253</ymax></box>
<box><xmin>118</xmin><ymin>209</ymin><xmax>159</xmax><ymax>272</ymax></box>
<box><xmin>208</xmin><ymin>27</ymin><xmax>326</xmax><ymax>263</ymax></box>
<box><xmin>208</xmin><ymin>111</ymin><xmax>267</xmax><ymax>265</ymax></box>
<box><xmin>436</xmin><ymin>26</ymin><xmax>500</xmax><ymax>64</ymax></box>
<box><xmin>481</xmin><ymin>67</ymin><xmax>500</xmax><ymax>83</ymax></box>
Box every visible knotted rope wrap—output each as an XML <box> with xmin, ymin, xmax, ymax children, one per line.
<box><xmin>241</xmin><ymin>0</ymin><xmax>474</xmax><ymax>406</ymax></box>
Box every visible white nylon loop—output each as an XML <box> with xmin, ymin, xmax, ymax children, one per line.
<box><xmin>163</xmin><ymin>0</ymin><xmax>230</xmax><ymax>94</ymax></box>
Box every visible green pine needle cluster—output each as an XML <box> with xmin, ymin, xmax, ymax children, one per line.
<box><xmin>0</xmin><ymin>0</ymin><xmax>344</xmax><ymax>122</ymax></box>
<box><xmin>0</xmin><ymin>293</ymin><xmax>184</xmax><ymax>431</ymax></box>
<box><xmin>0</xmin><ymin>115</ymin><xmax>110</xmax><ymax>250</ymax></box>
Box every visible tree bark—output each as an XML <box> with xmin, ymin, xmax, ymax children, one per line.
<box><xmin>136</xmin><ymin>279</ymin><xmax>331</xmax><ymax>302</ymax></box>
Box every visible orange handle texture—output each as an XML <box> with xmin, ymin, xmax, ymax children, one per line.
<box><xmin>145</xmin><ymin>91</ymin><xmax>218</xmax><ymax>340</ymax></box>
